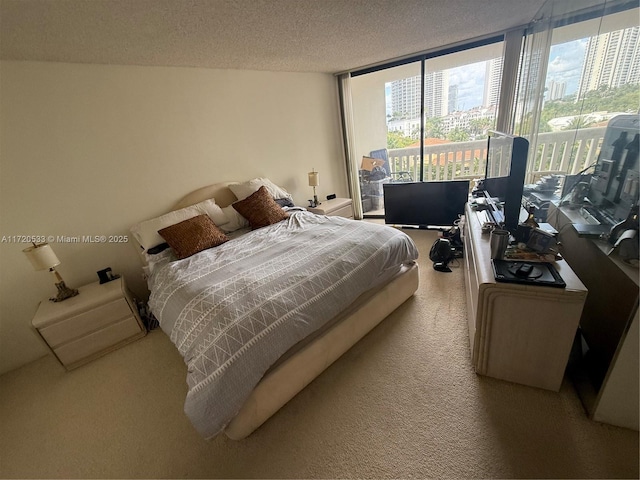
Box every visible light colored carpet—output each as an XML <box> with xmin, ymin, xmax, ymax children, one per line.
<box><xmin>0</xmin><ymin>229</ymin><xmax>638</xmax><ymax>479</ymax></box>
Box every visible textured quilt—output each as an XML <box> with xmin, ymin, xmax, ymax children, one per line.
<box><xmin>148</xmin><ymin>211</ymin><xmax>418</xmax><ymax>438</ymax></box>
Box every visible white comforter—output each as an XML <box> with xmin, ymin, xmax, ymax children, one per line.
<box><xmin>148</xmin><ymin>211</ymin><xmax>418</xmax><ymax>438</ymax></box>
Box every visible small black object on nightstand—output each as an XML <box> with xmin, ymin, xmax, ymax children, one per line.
<box><xmin>97</xmin><ymin>267</ymin><xmax>120</xmax><ymax>284</ymax></box>
<box><xmin>327</xmin><ymin>194</ymin><xmax>336</xmax><ymax>200</ymax></box>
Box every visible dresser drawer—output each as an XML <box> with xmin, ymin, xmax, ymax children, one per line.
<box><xmin>53</xmin><ymin>316</ymin><xmax>143</xmax><ymax>366</ymax></box>
<box><xmin>308</xmin><ymin>198</ymin><xmax>353</xmax><ymax>218</ymax></box>
<box><xmin>328</xmin><ymin>204</ymin><xmax>353</xmax><ymax>218</ymax></box>
<box><xmin>39</xmin><ymin>298</ymin><xmax>132</xmax><ymax>347</ymax></box>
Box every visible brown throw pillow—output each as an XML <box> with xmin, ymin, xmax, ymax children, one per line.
<box><xmin>232</xmin><ymin>185</ymin><xmax>288</xmax><ymax>230</ymax></box>
<box><xmin>158</xmin><ymin>214</ymin><xmax>229</xmax><ymax>259</ymax></box>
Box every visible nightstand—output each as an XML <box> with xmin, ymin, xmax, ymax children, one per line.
<box><xmin>307</xmin><ymin>198</ymin><xmax>354</xmax><ymax>218</ymax></box>
<box><xmin>31</xmin><ymin>277</ymin><xmax>146</xmax><ymax>370</ymax></box>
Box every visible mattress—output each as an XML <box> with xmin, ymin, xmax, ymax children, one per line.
<box><xmin>148</xmin><ymin>211</ymin><xmax>419</xmax><ymax>438</ymax></box>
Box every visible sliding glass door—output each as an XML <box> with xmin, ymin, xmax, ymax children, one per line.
<box><xmin>350</xmin><ymin>62</ymin><xmax>420</xmax><ymax>215</ymax></box>
<box><xmin>342</xmin><ymin>0</ymin><xmax>638</xmax><ymax>220</ymax></box>
<box><xmin>349</xmin><ymin>39</ymin><xmax>508</xmax><ymax>217</ymax></box>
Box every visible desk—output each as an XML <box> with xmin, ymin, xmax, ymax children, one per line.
<box><xmin>463</xmin><ymin>203</ymin><xmax>587</xmax><ymax>391</ymax></box>
<box><xmin>547</xmin><ymin>202</ymin><xmax>639</xmax><ymax>430</ymax></box>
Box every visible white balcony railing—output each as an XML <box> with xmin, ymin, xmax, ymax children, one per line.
<box><xmin>386</xmin><ymin>127</ymin><xmax>606</xmax><ymax>184</ymax></box>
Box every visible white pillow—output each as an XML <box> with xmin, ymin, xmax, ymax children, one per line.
<box><xmin>228</xmin><ymin>178</ymin><xmax>293</xmax><ymax>201</ymax></box>
<box><xmin>131</xmin><ymin>198</ymin><xmax>229</xmax><ymax>251</ymax></box>
<box><xmin>220</xmin><ymin>205</ymin><xmax>250</xmax><ymax>232</ymax></box>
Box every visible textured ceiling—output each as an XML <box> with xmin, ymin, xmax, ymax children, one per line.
<box><xmin>0</xmin><ymin>0</ymin><xmax>551</xmax><ymax>73</ymax></box>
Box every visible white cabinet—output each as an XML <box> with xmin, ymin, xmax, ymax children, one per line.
<box><xmin>307</xmin><ymin>198</ymin><xmax>354</xmax><ymax>218</ymax></box>
<box><xmin>32</xmin><ymin>277</ymin><xmax>146</xmax><ymax>370</ymax></box>
<box><xmin>463</xmin><ymin>204</ymin><xmax>588</xmax><ymax>391</ymax></box>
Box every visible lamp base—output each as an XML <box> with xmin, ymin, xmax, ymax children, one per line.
<box><xmin>50</xmin><ymin>281</ymin><xmax>79</xmax><ymax>302</ymax></box>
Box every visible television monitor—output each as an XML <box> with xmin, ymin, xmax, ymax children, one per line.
<box><xmin>383</xmin><ymin>180</ymin><xmax>470</xmax><ymax>228</ymax></box>
<box><xmin>477</xmin><ymin>131</ymin><xmax>529</xmax><ymax>232</ymax></box>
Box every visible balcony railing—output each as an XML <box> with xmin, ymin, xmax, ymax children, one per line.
<box><xmin>386</xmin><ymin>127</ymin><xmax>606</xmax><ymax>184</ymax></box>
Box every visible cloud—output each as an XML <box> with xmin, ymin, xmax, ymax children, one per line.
<box><xmin>449</xmin><ymin>62</ymin><xmax>486</xmax><ymax>110</ymax></box>
<box><xmin>546</xmin><ymin>39</ymin><xmax>588</xmax><ymax>94</ymax></box>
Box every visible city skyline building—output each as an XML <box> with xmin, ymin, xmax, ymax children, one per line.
<box><xmin>448</xmin><ymin>84</ymin><xmax>459</xmax><ymax>113</ymax></box>
<box><xmin>576</xmin><ymin>25</ymin><xmax>640</xmax><ymax>100</ymax></box>
<box><xmin>389</xmin><ymin>71</ymin><xmax>450</xmax><ymax>120</ymax></box>
<box><xmin>484</xmin><ymin>57</ymin><xmax>503</xmax><ymax>108</ymax></box>
<box><xmin>546</xmin><ymin>79</ymin><xmax>567</xmax><ymax>101</ymax></box>
<box><xmin>387</xmin><ymin>59</ymin><xmax>499</xmax><ymax>138</ymax></box>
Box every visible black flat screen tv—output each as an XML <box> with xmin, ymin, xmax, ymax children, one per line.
<box><xmin>478</xmin><ymin>131</ymin><xmax>529</xmax><ymax>232</ymax></box>
<box><xmin>383</xmin><ymin>180</ymin><xmax>470</xmax><ymax>228</ymax></box>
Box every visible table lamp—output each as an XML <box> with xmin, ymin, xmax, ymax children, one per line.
<box><xmin>308</xmin><ymin>169</ymin><xmax>320</xmax><ymax>207</ymax></box>
<box><xmin>23</xmin><ymin>243</ymin><xmax>79</xmax><ymax>302</ymax></box>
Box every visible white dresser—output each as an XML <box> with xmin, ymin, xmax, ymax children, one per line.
<box><xmin>462</xmin><ymin>204</ymin><xmax>588</xmax><ymax>391</ymax></box>
<box><xmin>32</xmin><ymin>277</ymin><xmax>146</xmax><ymax>370</ymax></box>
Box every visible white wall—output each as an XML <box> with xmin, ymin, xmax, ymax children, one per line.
<box><xmin>350</xmin><ymin>63</ymin><xmax>420</xmax><ymax>160</ymax></box>
<box><xmin>0</xmin><ymin>61</ymin><xmax>346</xmax><ymax>374</ymax></box>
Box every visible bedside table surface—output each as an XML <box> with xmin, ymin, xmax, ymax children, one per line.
<box><xmin>308</xmin><ymin>197</ymin><xmax>352</xmax><ymax>215</ymax></box>
<box><xmin>32</xmin><ymin>278</ymin><xmax>127</xmax><ymax>328</ymax></box>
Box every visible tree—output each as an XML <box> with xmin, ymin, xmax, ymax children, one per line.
<box><xmin>564</xmin><ymin>115</ymin><xmax>593</xmax><ymax>130</ymax></box>
<box><xmin>469</xmin><ymin>118</ymin><xmax>495</xmax><ymax>138</ymax></box>
<box><xmin>538</xmin><ymin>82</ymin><xmax>639</xmax><ymax>131</ymax></box>
<box><xmin>424</xmin><ymin>117</ymin><xmax>445</xmax><ymax>139</ymax></box>
<box><xmin>447</xmin><ymin>127</ymin><xmax>470</xmax><ymax>142</ymax></box>
<box><xmin>387</xmin><ymin>130</ymin><xmax>414</xmax><ymax>149</ymax></box>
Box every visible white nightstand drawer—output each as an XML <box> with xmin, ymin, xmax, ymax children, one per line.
<box><xmin>32</xmin><ymin>277</ymin><xmax>146</xmax><ymax>369</ymax></box>
<box><xmin>329</xmin><ymin>204</ymin><xmax>353</xmax><ymax>218</ymax></box>
<box><xmin>39</xmin><ymin>298</ymin><xmax>132</xmax><ymax>347</ymax></box>
<box><xmin>53</xmin><ymin>316</ymin><xmax>142</xmax><ymax>366</ymax></box>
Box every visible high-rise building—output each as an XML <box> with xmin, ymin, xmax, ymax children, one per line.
<box><xmin>390</xmin><ymin>76</ymin><xmax>421</xmax><ymax>120</ymax></box>
<box><xmin>546</xmin><ymin>80</ymin><xmax>566</xmax><ymax>101</ymax></box>
<box><xmin>484</xmin><ymin>57</ymin><xmax>503</xmax><ymax>107</ymax></box>
<box><xmin>577</xmin><ymin>26</ymin><xmax>640</xmax><ymax>99</ymax></box>
<box><xmin>389</xmin><ymin>71</ymin><xmax>450</xmax><ymax>122</ymax></box>
<box><xmin>448</xmin><ymin>84</ymin><xmax>459</xmax><ymax>113</ymax></box>
<box><xmin>425</xmin><ymin>71</ymin><xmax>449</xmax><ymax>118</ymax></box>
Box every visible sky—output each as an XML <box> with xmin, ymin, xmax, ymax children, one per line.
<box><xmin>446</xmin><ymin>39</ymin><xmax>587</xmax><ymax>109</ymax></box>
<box><xmin>448</xmin><ymin>61</ymin><xmax>487</xmax><ymax>111</ymax></box>
<box><xmin>546</xmin><ymin>39</ymin><xmax>588</xmax><ymax>95</ymax></box>
<box><xmin>385</xmin><ymin>38</ymin><xmax>588</xmax><ymax>116</ymax></box>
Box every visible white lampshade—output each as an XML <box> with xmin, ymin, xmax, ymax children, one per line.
<box><xmin>23</xmin><ymin>243</ymin><xmax>60</xmax><ymax>271</ymax></box>
<box><xmin>308</xmin><ymin>170</ymin><xmax>319</xmax><ymax>187</ymax></box>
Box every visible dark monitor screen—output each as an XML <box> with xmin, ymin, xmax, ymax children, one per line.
<box><xmin>383</xmin><ymin>180</ymin><xmax>470</xmax><ymax>227</ymax></box>
<box><xmin>481</xmin><ymin>176</ymin><xmax>509</xmax><ymax>201</ymax></box>
<box><xmin>481</xmin><ymin>131</ymin><xmax>528</xmax><ymax>232</ymax></box>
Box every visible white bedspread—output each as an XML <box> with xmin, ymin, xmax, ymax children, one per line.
<box><xmin>148</xmin><ymin>211</ymin><xmax>418</xmax><ymax>438</ymax></box>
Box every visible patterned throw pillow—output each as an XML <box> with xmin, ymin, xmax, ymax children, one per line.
<box><xmin>232</xmin><ymin>186</ymin><xmax>288</xmax><ymax>230</ymax></box>
<box><xmin>158</xmin><ymin>214</ymin><xmax>229</xmax><ymax>259</ymax></box>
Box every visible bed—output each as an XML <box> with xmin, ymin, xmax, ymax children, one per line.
<box><xmin>133</xmin><ymin>181</ymin><xmax>420</xmax><ymax>439</ymax></box>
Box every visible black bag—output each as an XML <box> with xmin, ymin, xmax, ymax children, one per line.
<box><xmin>429</xmin><ymin>238</ymin><xmax>455</xmax><ymax>264</ymax></box>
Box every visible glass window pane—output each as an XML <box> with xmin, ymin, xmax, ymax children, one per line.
<box><xmin>530</xmin><ymin>7</ymin><xmax>639</xmax><ymax>181</ymax></box>
<box><xmin>420</xmin><ymin>43</ymin><xmax>504</xmax><ymax>183</ymax></box>
<box><xmin>351</xmin><ymin>62</ymin><xmax>420</xmax><ymax>215</ymax></box>
<box><xmin>350</xmin><ymin>41</ymin><xmax>506</xmax><ymax>217</ymax></box>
